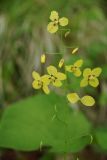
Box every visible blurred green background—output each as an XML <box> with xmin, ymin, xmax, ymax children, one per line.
<box><xmin>0</xmin><ymin>0</ymin><xmax>107</xmax><ymax>160</ymax></box>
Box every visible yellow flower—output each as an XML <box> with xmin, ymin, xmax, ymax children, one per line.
<box><xmin>41</xmin><ymin>54</ymin><xmax>46</xmax><ymax>63</ymax></box>
<box><xmin>47</xmin><ymin>11</ymin><xmax>68</xmax><ymax>34</ymax></box>
<box><xmin>58</xmin><ymin>58</ymin><xmax>64</xmax><ymax>68</ymax></box>
<box><xmin>65</xmin><ymin>59</ymin><xmax>83</xmax><ymax>77</ymax></box>
<box><xmin>67</xmin><ymin>93</ymin><xmax>95</xmax><ymax>107</ymax></box>
<box><xmin>47</xmin><ymin>65</ymin><xmax>66</xmax><ymax>87</ymax></box>
<box><xmin>80</xmin><ymin>67</ymin><xmax>102</xmax><ymax>88</ymax></box>
<box><xmin>32</xmin><ymin>71</ymin><xmax>50</xmax><ymax>94</ymax></box>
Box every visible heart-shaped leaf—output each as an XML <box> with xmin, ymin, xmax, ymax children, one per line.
<box><xmin>0</xmin><ymin>93</ymin><xmax>91</xmax><ymax>153</ymax></box>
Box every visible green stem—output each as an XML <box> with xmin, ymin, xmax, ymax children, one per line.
<box><xmin>59</xmin><ymin>28</ymin><xmax>65</xmax><ymax>54</ymax></box>
<box><xmin>64</xmin><ymin>154</ymin><xmax>67</xmax><ymax>160</ymax></box>
<box><xmin>0</xmin><ymin>59</ymin><xmax>5</xmax><ymax>108</ymax></box>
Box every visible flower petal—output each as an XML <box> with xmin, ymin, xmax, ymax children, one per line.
<box><xmin>74</xmin><ymin>69</ymin><xmax>81</xmax><ymax>77</ymax></box>
<box><xmin>50</xmin><ymin>11</ymin><xmax>59</xmax><ymax>21</ymax></box>
<box><xmin>67</xmin><ymin>93</ymin><xmax>80</xmax><ymax>104</ymax></box>
<box><xmin>32</xmin><ymin>81</ymin><xmax>41</xmax><ymax>89</ymax></box>
<box><xmin>41</xmin><ymin>54</ymin><xmax>46</xmax><ymax>63</ymax></box>
<box><xmin>81</xmin><ymin>96</ymin><xmax>95</xmax><ymax>106</ymax></box>
<box><xmin>57</xmin><ymin>72</ymin><xmax>66</xmax><ymax>80</ymax></box>
<box><xmin>65</xmin><ymin>65</ymin><xmax>73</xmax><ymax>72</ymax></box>
<box><xmin>58</xmin><ymin>58</ymin><xmax>64</xmax><ymax>68</ymax></box>
<box><xmin>74</xmin><ymin>59</ymin><xmax>83</xmax><ymax>67</ymax></box>
<box><xmin>47</xmin><ymin>22</ymin><xmax>58</xmax><ymax>33</ymax></box>
<box><xmin>42</xmin><ymin>85</ymin><xmax>50</xmax><ymax>94</ymax></box>
<box><xmin>47</xmin><ymin>65</ymin><xmax>57</xmax><ymax>76</ymax></box>
<box><xmin>89</xmin><ymin>78</ymin><xmax>99</xmax><ymax>87</ymax></box>
<box><xmin>83</xmin><ymin>68</ymin><xmax>92</xmax><ymax>78</ymax></box>
<box><xmin>59</xmin><ymin>17</ymin><xmax>68</xmax><ymax>26</ymax></box>
<box><xmin>32</xmin><ymin>71</ymin><xmax>40</xmax><ymax>80</ymax></box>
<box><xmin>72</xmin><ymin>47</ymin><xmax>79</xmax><ymax>54</ymax></box>
<box><xmin>53</xmin><ymin>79</ymin><xmax>62</xmax><ymax>87</ymax></box>
<box><xmin>92</xmin><ymin>67</ymin><xmax>102</xmax><ymax>77</ymax></box>
<box><xmin>80</xmin><ymin>78</ymin><xmax>88</xmax><ymax>87</ymax></box>
<box><xmin>41</xmin><ymin>75</ymin><xmax>50</xmax><ymax>85</ymax></box>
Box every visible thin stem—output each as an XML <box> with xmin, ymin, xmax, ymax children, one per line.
<box><xmin>0</xmin><ymin>59</ymin><xmax>5</xmax><ymax>109</ymax></box>
<box><xmin>64</xmin><ymin>154</ymin><xmax>67</xmax><ymax>160</ymax></box>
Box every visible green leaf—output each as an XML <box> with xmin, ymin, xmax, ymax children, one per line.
<box><xmin>0</xmin><ymin>93</ymin><xmax>91</xmax><ymax>153</ymax></box>
<box><xmin>94</xmin><ymin>127</ymin><xmax>107</xmax><ymax>151</ymax></box>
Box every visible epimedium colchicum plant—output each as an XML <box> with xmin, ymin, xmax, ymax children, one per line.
<box><xmin>32</xmin><ymin>10</ymin><xmax>102</xmax><ymax>107</ymax></box>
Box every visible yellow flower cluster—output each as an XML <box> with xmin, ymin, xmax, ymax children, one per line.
<box><xmin>32</xmin><ymin>55</ymin><xmax>102</xmax><ymax>107</ymax></box>
<box><xmin>47</xmin><ymin>11</ymin><xmax>68</xmax><ymax>33</ymax></box>
<box><xmin>32</xmin><ymin>71</ymin><xmax>50</xmax><ymax>94</ymax></box>
<box><xmin>80</xmin><ymin>68</ymin><xmax>102</xmax><ymax>87</ymax></box>
<box><xmin>65</xmin><ymin>59</ymin><xmax>83</xmax><ymax>77</ymax></box>
<box><xmin>32</xmin><ymin>63</ymin><xmax>66</xmax><ymax>94</ymax></box>
<box><xmin>32</xmin><ymin>11</ymin><xmax>102</xmax><ymax>107</ymax></box>
<box><xmin>65</xmin><ymin>59</ymin><xmax>102</xmax><ymax>106</ymax></box>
